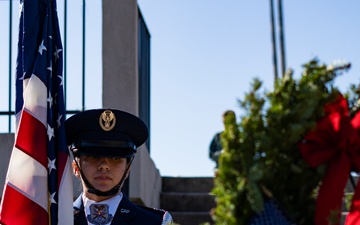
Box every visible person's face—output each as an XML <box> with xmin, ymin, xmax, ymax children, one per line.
<box><xmin>72</xmin><ymin>156</ymin><xmax>129</xmax><ymax>199</ymax></box>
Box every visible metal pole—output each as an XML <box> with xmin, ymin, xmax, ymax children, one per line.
<box><xmin>269</xmin><ymin>0</ymin><xmax>278</xmax><ymax>83</ymax></box>
<box><xmin>8</xmin><ymin>0</ymin><xmax>13</xmax><ymax>132</ymax></box>
<box><xmin>64</xmin><ymin>0</ymin><xmax>67</xmax><ymax>110</ymax></box>
<box><xmin>82</xmin><ymin>0</ymin><xmax>86</xmax><ymax>111</ymax></box>
<box><xmin>278</xmin><ymin>0</ymin><xmax>286</xmax><ymax>77</ymax></box>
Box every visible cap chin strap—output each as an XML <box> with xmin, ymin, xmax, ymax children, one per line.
<box><xmin>75</xmin><ymin>156</ymin><xmax>135</xmax><ymax>197</ymax></box>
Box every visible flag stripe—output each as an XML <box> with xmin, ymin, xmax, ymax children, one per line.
<box><xmin>57</xmin><ymin>151</ymin><xmax>69</xmax><ymax>187</ymax></box>
<box><xmin>6</xmin><ymin>147</ymin><xmax>48</xmax><ymax>210</ymax></box>
<box><xmin>0</xmin><ymin>185</ymin><xmax>48</xmax><ymax>225</ymax></box>
<box><xmin>23</xmin><ymin>74</ymin><xmax>48</xmax><ymax>126</ymax></box>
<box><xmin>15</xmin><ymin>110</ymin><xmax>48</xmax><ymax>167</ymax></box>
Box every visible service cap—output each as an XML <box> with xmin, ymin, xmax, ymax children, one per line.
<box><xmin>65</xmin><ymin>109</ymin><xmax>148</xmax><ymax>158</ymax></box>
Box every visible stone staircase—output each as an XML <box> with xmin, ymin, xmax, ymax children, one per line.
<box><xmin>160</xmin><ymin>177</ymin><xmax>215</xmax><ymax>225</ymax></box>
<box><xmin>159</xmin><ymin>176</ymin><xmax>358</xmax><ymax>225</ymax></box>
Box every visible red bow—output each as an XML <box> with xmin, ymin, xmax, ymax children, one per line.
<box><xmin>299</xmin><ymin>94</ymin><xmax>360</xmax><ymax>225</ymax></box>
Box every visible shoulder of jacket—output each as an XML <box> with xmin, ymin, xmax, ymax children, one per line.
<box><xmin>138</xmin><ymin>205</ymin><xmax>166</xmax><ymax>215</ymax></box>
<box><xmin>137</xmin><ymin>206</ymin><xmax>173</xmax><ymax>224</ymax></box>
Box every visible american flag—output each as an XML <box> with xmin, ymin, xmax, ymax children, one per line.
<box><xmin>0</xmin><ymin>0</ymin><xmax>73</xmax><ymax>224</ymax></box>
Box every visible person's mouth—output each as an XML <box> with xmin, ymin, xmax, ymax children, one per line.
<box><xmin>95</xmin><ymin>175</ymin><xmax>112</xmax><ymax>181</ymax></box>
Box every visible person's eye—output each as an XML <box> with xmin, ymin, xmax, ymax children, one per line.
<box><xmin>83</xmin><ymin>156</ymin><xmax>97</xmax><ymax>162</ymax></box>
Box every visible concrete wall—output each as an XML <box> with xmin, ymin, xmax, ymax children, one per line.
<box><xmin>0</xmin><ymin>134</ymin><xmax>14</xmax><ymax>194</ymax></box>
<box><xmin>129</xmin><ymin>145</ymin><xmax>162</xmax><ymax>207</ymax></box>
<box><xmin>102</xmin><ymin>0</ymin><xmax>138</xmax><ymax>114</ymax></box>
<box><xmin>102</xmin><ymin>0</ymin><xmax>161</xmax><ymax>208</ymax></box>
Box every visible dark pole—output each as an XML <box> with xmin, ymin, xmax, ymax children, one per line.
<box><xmin>64</xmin><ymin>0</ymin><xmax>67</xmax><ymax>110</ymax></box>
<box><xmin>8</xmin><ymin>0</ymin><xmax>12</xmax><ymax>132</ymax></box>
<box><xmin>278</xmin><ymin>0</ymin><xmax>286</xmax><ymax>77</ymax></box>
<box><xmin>82</xmin><ymin>0</ymin><xmax>86</xmax><ymax>111</ymax></box>
<box><xmin>269</xmin><ymin>0</ymin><xmax>278</xmax><ymax>83</ymax></box>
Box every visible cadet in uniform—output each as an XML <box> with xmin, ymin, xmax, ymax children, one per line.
<box><xmin>65</xmin><ymin>109</ymin><xmax>173</xmax><ymax>225</ymax></box>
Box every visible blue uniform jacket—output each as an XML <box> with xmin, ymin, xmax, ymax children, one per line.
<box><xmin>73</xmin><ymin>194</ymin><xmax>167</xmax><ymax>225</ymax></box>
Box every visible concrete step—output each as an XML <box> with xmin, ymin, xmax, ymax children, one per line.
<box><xmin>160</xmin><ymin>176</ymin><xmax>357</xmax><ymax>225</ymax></box>
<box><xmin>161</xmin><ymin>177</ymin><xmax>215</xmax><ymax>225</ymax></box>
<box><xmin>161</xmin><ymin>192</ymin><xmax>215</xmax><ymax>212</ymax></box>
<box><xmin>171</xmin><ymin>211</ymin><xmax>214</xmax><ymax>225</ymax></box>
<box><xmin>162</xmin><ymin>177</ymin><xmax>214</xmax><ymax>193</ymax></box>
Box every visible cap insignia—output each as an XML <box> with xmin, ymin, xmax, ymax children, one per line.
<box><xmin>99</xmin><ymin>109</ymin><xmax>116</xmax><ymax>131</ymax></box>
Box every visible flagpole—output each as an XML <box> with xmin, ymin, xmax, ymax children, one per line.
<box><xmin>269</xmin><ymin>0</ymin><xmax>278</xmax><ymax>84</ymax></box>
<box><xmin>278</xmin><ymin>0</ymin><xmax>286</xmax><ymax>77</ymax></box>
<box><xmin>64</xmin><ymin>0</ymin><xmax>67</xmax><ymax>111</ymax></box>
<box><xmin>8</xmin><ymin>0</ymin><xmax>13</xmax><ymax>132</ymax></box>
<box><xmin>82</xmin><ymin>0</ymin><xmax>86</xmax><ymax>111</ymax></box>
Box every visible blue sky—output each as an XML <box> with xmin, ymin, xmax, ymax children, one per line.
<box><xmin>137</xmin><ymin>1</ymin><xmax>360</xmax><ymax>177</ymax></box>
<box><xmin>1</xmin><ymin>1</ymin><xmax>360</xmax><ymax>177</ymax></box>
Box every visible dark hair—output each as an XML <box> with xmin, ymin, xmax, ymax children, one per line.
<box><xmin>222</xmin><ymin>110</ymin><xmax>235</xmax><ymax>118</ymax></box>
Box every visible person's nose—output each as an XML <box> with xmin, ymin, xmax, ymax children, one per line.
<box><xmin>97</xmin><ymin>158</ymin><xmax>110</xmax><ymax>171</ymax></box>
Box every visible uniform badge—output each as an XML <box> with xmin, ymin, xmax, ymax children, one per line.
<box><xmin>99</xmin><ymin>109</ymin><xmax>116</xmax><ymax>131</ymax></box>
<box><xmin>86</xmin><ymin>204</ymin><xmax>113</xmax><ymax>225</ymax></box>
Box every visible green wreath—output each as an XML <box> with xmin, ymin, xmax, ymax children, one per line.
<box><xmin>212</xmin><ymin>58</ymin><xmax>358</xmax><ymax>225</ymax></box>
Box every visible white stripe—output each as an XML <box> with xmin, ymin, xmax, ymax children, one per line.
<box><xmin>23</xmin><ymin>75</ymin><xmax>47</xmax><ymax>127</ymax></box>
<box><xmin>58</xmin><ymin>157</ymin><xmax>74</xmax><ymax>225</ymax></box>
<box><xmin>5</xmin><ymin>147</ymin><xmax>48</xmax><ymax>211</ymax></box>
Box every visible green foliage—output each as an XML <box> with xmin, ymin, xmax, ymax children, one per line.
<box><xmin>344</xmin><ymin>193</ymin><xmax>354</xmax><ymax>211</ymax></box>
<box><xmin>212</xmin><ymin>59</ymin><xmax>353</xmax><ymax>225</ymax></box>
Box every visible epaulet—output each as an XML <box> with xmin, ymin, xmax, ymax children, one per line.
<box><xmin>138</xmin><ymin>205</ymin><xmax>173</xmax><ymax>224</ymax></box>
<box><xmin>138</xmin><ymin>205</ymin><xmax>166</xmax><ymax>216</ymax></box>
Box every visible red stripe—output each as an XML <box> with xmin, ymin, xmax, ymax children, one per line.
<box><xmin>15</xmin><ymin>110</ymin><xmax>48</xmax><ymax>168</ymax></box>
<box><xmin>0</xmin><ymin>185</ymin><xmax>48</xmax><ymax>225</ymax></box>
<box><xmin>57</xmin><ymin>151</ymin><xmax>68</xmax><ymax>188</ymax></box>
